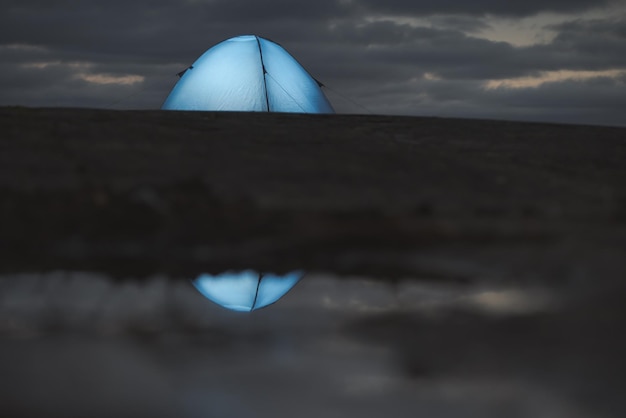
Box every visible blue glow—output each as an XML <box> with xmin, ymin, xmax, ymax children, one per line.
<box><xmin>192</xmin><ymin>270</ymin><xmax>304</xmax><ymax>312</ymax></box>
<box><xmin>162</xmin><ymin>35</ymin><xmax>334</xmax><ymax>114</ymax></box>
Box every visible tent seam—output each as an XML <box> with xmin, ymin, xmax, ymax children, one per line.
<box><xmin>255</xmin><ymin>36</ymin><xmax>271</xmax><ymax>112</ymax></box>
<box><xmin>251</xmin><ymin>272</ymin><xmax>264</xmax><ymax>311</ymax></box>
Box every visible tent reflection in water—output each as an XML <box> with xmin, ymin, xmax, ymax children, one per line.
<box><xmin>162</xmin><ymin>35</ymin><xmax>334</xmax><ymax>113</ymax></box>
<box><xmin>166</xmin><ymin>36</ymin><xmax>317</xmax><ymax>310</ymax></box>
<box><xmin>192</xmin><ymin>270</ymin><xmax>304</xmax><ymax>312</ymax></box>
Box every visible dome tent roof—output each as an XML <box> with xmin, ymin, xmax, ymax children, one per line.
<box><xmin>162</xmin><ymin>35</ymin><xmax>334</xmax><ymax>113</ymax></box>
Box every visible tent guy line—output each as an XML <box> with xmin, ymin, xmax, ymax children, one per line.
<box><xmin>266</xmin><ymin>72</ymin><xmax>308</xmax><ymax>113</ymax></box>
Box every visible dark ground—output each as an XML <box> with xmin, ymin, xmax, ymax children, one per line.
<box><xmin>1</xmin><ymin>107</ymin><xmax>625</xmax><ymax>417</ymax></box>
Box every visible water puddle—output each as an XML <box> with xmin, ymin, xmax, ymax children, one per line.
<box><xmin>0</xmin><ymin>272</ymin><xmax>614</xmax><ymax>418</ymax></box>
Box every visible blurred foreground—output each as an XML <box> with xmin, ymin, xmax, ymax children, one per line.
<box><xmin>1</xmin><ymin>108</ymin><xmax>625</xmax><ymax>417</ymax></box>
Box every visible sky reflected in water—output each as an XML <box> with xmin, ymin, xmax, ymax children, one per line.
<box><xmin>0</xmin><ymin>272</ymin><xmax>620</xmax><ymax>418</ymax></box>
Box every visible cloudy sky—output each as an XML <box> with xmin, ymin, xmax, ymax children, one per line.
<box><xmin>1</xmin><ymin>0</ymin><xmax>625</xmax><ymax>126</ymax></box>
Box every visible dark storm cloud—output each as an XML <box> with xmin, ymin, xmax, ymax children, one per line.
<box><xmin>545</xmin><ymin>17</ymin><xmax>626</xmax><ymax>65</ymax></box>
<box><xmin>353</xmin><ymin>0</ymin><xmax>617</xmax><ymax>17</ymax></box>
<box><xmin>0</xmin><ymin>0</ymin><xmax>625</xmax><ymax>125</ymax></box>
<box><xmin>0</xmin><ymin>0</ymin><xmax>619</xmax><ymax>59</ymax></box>
<box><xmin>0</xmin><ymin>0</ymin><xmax>342</xmax><ymax>48</ymax></box>
<box><xmin>322</xmin><ymin>17</ymin><xmax>626</xmax><ymax>79</ymax></box>
<box><xmin>323</xmin><ymin>21</ymin><xmax>517</xmax><ymax>79</ymax></box>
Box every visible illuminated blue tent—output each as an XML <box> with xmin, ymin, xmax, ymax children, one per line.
<box><xmin>192</xmin><ymin>270</ymin><xmax>304</xmax><ymax>312</ymax></box>
<box><xmin>162</xmin><ymin>35</ymin><xmax>334</xmax><ymax>113</ymax></box>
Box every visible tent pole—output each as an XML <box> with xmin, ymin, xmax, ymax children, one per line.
<box><xmin>255</xmin><ymin>36</ymin><xmax>271</xmax><ymax>112</ymax></box>
<box><xmin>251</xmin><ymin>272</ymin><xmax>264</xmax><ymax>311</ymax></box>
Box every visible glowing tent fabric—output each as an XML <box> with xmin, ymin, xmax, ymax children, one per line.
<box><xmin>193</xmin><ymin>270</ymin><xmax>304</xmax><ymax>312</ymax></box>
<box><xmin>162</xmin><ymin>35</ymin><xmax>334</xmax><ymax>113</ymax></box>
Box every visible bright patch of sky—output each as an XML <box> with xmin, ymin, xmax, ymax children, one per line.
<box><xmin>484</xmin><ymin>69</ymin><xmax>626</xmax><ymax>89</ymax></box>
<box><xmin>76</xmin><ymin>73</ymin><xmax>145</xmax><ymax>85</ymax></box>
<box><xmin>479</xmin><ymin>3</ymin><xmax>626</xmax><ymax>46</ymax></box>
<box><xmin>364</xmin><ymin>2</ymin><xmax>626</xmax><ymax>47</ymax></box>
